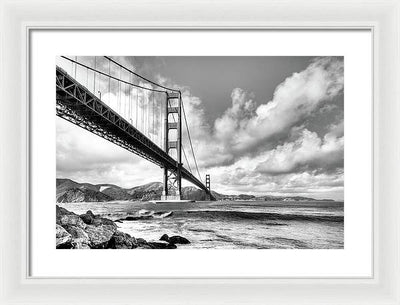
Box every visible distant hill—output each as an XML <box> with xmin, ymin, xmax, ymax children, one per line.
<box><xmin>56</xmin><ymin>178</ymin><xmax>330</xmax><ymax>203</ymax></box>
<box><xmin>57</xmin><ymin>188</ymin><xmax>113</xmax><ymax>203</ymax></box>
<box><xmin>56</xmin><ymin>179</ymin><xmax>213</xmax><ymax>203</ymax></box>
<box><xmin>127</xmin><ymin>182</ymin><xmax>163</xmax><ymax>201</ymax></box>
<box><xmin>99</xmin><ymin>185</ymin><xmax>132</xmax><ymax>200</ymax></box>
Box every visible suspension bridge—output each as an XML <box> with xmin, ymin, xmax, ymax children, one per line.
<box><xmin>56</xmin><ymin>56</ymin><xmax>214</xmax><ymax>201</ymax></box>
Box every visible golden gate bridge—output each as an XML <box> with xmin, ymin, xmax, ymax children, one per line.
<box><xmin>56</xmin><ymin>56</ymin><xmax>214</xmax><ymax>201</ymax></box>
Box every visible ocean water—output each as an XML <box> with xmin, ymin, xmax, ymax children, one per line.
<box><xmin>58</xmin><ymin>200</ymin><xmax>344</xmax><ymax>249</ymax></box>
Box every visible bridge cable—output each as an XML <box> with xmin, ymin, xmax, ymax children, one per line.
<box><xmin>104</xmin><ymin>56</ymin><xmax>179</xmax><ymax>93</ymax></box>
<box><xmin>181</xmin><ymin>98</ymin><xmax>203</xmax><ymax>183</ymax></box>
<box><xmin>61</xmin><ymin>56</ymin><xmax>166</xmax><ymax>93</ymax></box>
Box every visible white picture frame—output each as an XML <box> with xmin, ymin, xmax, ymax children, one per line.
<box><xmin>1</xmin><ymin>0</ymin><xmax>399</xmax><ymax>304</ymax></box>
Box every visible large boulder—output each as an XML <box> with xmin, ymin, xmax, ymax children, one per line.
<box><xmin>80</xmin><ymin>210</ymin><xmax>117</xmax><ymax>228</ymax></box>
<box><xmin>85</xmin><ymin>224</ymin><xmax>117</xmax><ymax>249</ymax></box>
<box><xmin>107</xmin><ymin>231</ymin><xmax>137</xmax><ymax>249</ymax></box>
<box><xmin>79</xmin><ymin>210</ymin><xmax>95</xmax><ymax>225</ymax></box>
<box><xmin>56</xmin><ymin>205</ymin><xmax>86</xmax><ymax>229</ymax></box>
<box><xmin>136</xmin><ymin>238</ymin><xmax>153</xmax><ymax>249</ymax></box>
<box><xmin>92</xmin><ymin>216</ymin><xmax>117</xmax><ymax>228</ymax></box>
<box><xmin>159</xmin><ymin>234</ymin><xmax>190</xmax><ymax>245</ymax></box>
<box><xmin>169</xmin><ymin>235</ymin><xmax>190</xmax><ymax>245</ymax></box>
<box><xmin>63</xmin><ymin>224</ymin><xmax>90</xmax><ymax>249</ymax></box>
<box><xmin>160</xmin><ymin>234</ymin><xmax>169</xmax><ymax>242</ymax></box>
<box><xmin>56</xmin><ymin>224</ymin><xmax>73</xmax><ymax>249</ymax></box>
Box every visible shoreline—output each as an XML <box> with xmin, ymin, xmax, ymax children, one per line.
<box><xmin>57</xmin><ymin>201</ymin><xmax>344</xmax><ymax>249</ymax></box>
<box><xmin>56</xmin><ymin>205</ymin><xmax>190</xmax><ymax>249</ymax></box>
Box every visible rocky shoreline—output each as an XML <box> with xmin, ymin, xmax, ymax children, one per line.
<box><xmin>56</xmin><ymin>205</ymin><xmax>190</xmax><ymax>249</ymax></box>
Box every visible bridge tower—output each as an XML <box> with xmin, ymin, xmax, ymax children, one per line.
<box><xmin>205</xmin><ymin>174</ymin><xmax>211</xmax><ymax>201</ymax></box>
<box><xmin>161</xmin><ymin>91</ymin><xmax>182</xmax><ymax>201</ymax></box>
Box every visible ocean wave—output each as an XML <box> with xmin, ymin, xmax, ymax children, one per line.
<box><xmin>177</xmin><ymin>210</ymin><xmax>344</xmax><ymax>223</ymax></box>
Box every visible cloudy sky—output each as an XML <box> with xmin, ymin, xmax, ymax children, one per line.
<box><xmin>57</xmin><ymin>56</ymin><xmax>344</xmax><ymax>200</ymax></box>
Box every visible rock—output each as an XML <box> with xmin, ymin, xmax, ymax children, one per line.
<box><xmin>56</xmin><ymin>205</ymin><xmax>86</xmax><ymax>229</ymax></box>
<box><xmin>148</xmin><ymin>241</ymin><xmax>177</xmax><ymax>249</ymax></box>
<box><xmin>56</xmin><ymin>224</ymin><xmax>73</xmax><ymax>248</ymax></box>
<box><xmin>63</xmin><ymin>224</ymin><xmax>90</xmax><ymax>249</ymax></box>
<box><xmin>160</xmin><ymin>234</ymin><xmax>169</xmax><ymax>242</ymax></box>
<box><xmin>79</xmin><ymin>210</ymin><xmax>95</xmax><ymax>225</ymax></box>
<box><xmin>136</xmin><ymin>238</ymin><xmax>147</xmax><ymax>245</ymax></box>
<box><xmin>59</xmin><ymin>214</ymin><xmax>87</xmax><ymax>229</ymax></box>
<box><xmin>74</xmin><ymin>243</ymin><xmax>91</xmax><ymax>249</ymax></box>
<box><xmin>136</xmin><ymin>238</ymin><xmax>153</xmax><ymax>249</ymax></box>
<box><xmin>56</xmin><ymin>205</ymin><xmax>74</xmax><ymax>215</ymax></box>
<box><xmin>86</xmin><ymin>224</ymin><xmax>117</xmax><ymax>249</ymax></box>
<box><xmin>107</xmin><ymin>231</ymin><xmax>137</xmax><ymax>249</ymax></box>
<box><xmin>169</xmin><ymin>236</ymin><xmax>190</xmax><ymax>245</ymax></box>
<box><xmin>92</xmin><ymin>216</ymin><xmax>117</xmax><ymax>228</ymax></box>
<box><xmin>55</xmin><ymin>206</ymin><xmax>185</xmax><ymax>250</ymax></box>
<box><xmin>80</xmin><ymin>210</ymin><xmax>117</xmax><ymax>228</ymax></box>
<box><xmin>56</xmin><ymin>205</ymin><xmax>74</xmax><ymax>223</ymax></box>
<box><xmin>137</xmin><ymin>244</ymin><xmax>153</xmax><ymax>249</ymax></box>
<box><xmin>159</xmin><ymin>234</ymin><xmax>190</xmax><ymax>245</ymax></box>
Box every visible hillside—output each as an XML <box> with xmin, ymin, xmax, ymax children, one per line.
<box><xmin>57</xmin><ymin>188</ymin><xmax>113</xmax><ymax>203</ymax></box>
<box><xmin>56</xmin><ymin>178</ymin><xmax>325</xmax><ymax>203</ymax></box>
<box><xmin>56</xmin><ymin>179</ymin><xmax>213</xmax><ymax>203</ymax></box>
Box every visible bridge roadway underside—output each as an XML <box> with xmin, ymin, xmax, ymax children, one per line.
<box><xmin>56</xmin><ymin>66</ymin><xmax>214</xmax><ymax>199</ymax></box>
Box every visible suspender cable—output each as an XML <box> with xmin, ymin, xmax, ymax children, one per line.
<box><xmin>124</xmin><ymin>83</ymin><xmax>126</xmax><ymax>118</ymax></box>
<box><xmin>182</xmin><ymin>97</ymin><xmax>202</xmax><ymax>182</ymax></box>
<box><xmin>61</xmin><ymin>56</ymin><xmax>166</xmax><ymax>93</ymax></box>
<box><xmin>104</xmin><ymin>56</ymin><xmax>179</xmax><ymax>93</ymax></box>
<box><xmin>136</xmin><ymin>88</ymin><xmax>138</xmax><ymax>127</ymax></box>
<box><xmin>93</xmin><ymin>56</ymin><xmax>96</xmax><ymax>93</ymax></box>
<box><xmin>182</xmin><ymin>146</ymin><xmax>193</xmax><ymax>174</ymax></box>
<box><xmin>129</xmin><ymin>73</ymin><xmax>131</xmax><ymax>123</ymax></box>
<box><xmin>118</xmin><ymin>66</ymin><xmax>121</xmax><ymax>113</ymax></box>
<box><xmin>108</xmin><ymin>60</ymin><xmax>111</xmax><ymax>104</ymax></box>
<box><xmin>141</xmin><ymin>91</ymin><xmax>144</xmax><ymax>133</ymax></box>
<box><xmin>153</xmin><ymin>93</ymin><xmax>155</xmax><ymax>138</ymax></box>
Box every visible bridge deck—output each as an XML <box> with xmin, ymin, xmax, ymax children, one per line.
<box><xmin>56</xmin><ymin>66</ymin><xmax>213</xmax><ymax>198</ymax></box>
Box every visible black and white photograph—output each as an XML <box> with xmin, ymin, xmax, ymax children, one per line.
<box><xmin>56</xmin><ymin>56</ymin><xmax>344</xmax><ymax>250</ymax></box>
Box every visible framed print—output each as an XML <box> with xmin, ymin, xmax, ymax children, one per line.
<box><xmin>32</xmin><ymin>30</ymin><xmax>368</xmax><ymax>278</ymax></box>
<box><xmin>1</xmin><ymin>0</ymin><xmax>400</xmax><ymax>304</ymax></box>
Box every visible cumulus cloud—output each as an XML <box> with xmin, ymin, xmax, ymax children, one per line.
<box><xmin>204</xmin><ymin>57</ymin><xmax>344</xmax><ymax>165</ymax></box>
<box><xmin>255</xmin><ymin>125</ymin><xmax>344</xmax><ymax>175</ymax></box>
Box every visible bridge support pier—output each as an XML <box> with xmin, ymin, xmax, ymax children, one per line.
<box><xmin>161</xmin><ymin>91</ymin><xmax>182</xmax><ymax>201</ymax></box>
